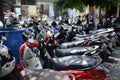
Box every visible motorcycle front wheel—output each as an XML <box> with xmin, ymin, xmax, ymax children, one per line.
<box><xmin>0</xmin><ymin>66</ymin><xmax>22</xmax><ymax>80</ymax></box>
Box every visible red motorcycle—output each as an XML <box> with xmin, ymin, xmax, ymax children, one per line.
<box><xmin>46</xmin><ymin>53</ymin><xmax>110</xmax><ymax>80</ymax></box>
<box><xmin>59</xmin><ymin>64</ymin><xmax>109</xmax><ymax>80</ymax></box>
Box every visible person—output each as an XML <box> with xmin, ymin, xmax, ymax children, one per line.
<box><xmin>50</xmin><ymin>21</ymin><xmax>59</xmax><ymax>33</ymax></box>
<box><xmin>67</xmin><ymin>27</ymin><xmax>77</xmax><ymax>41</ymax></box>
<box><xmin>56</xmin><ymin>26</ymin><xmax>67</xmax><ymax>43</ymax></box>
<box><xmin>18</xmin><ymin>14</ymin><xmax>28</xmax><ymax>28</ymax></box>
<box><xmin>103</xmin><ymin>15</ymin><xmax>112</xmax><ymax>28</ymax></box>
<box><xmin>97</xmin><ymin>17</ymin><xmax>103</xmax><ymax>29</ymax></box>
<box><xmin>76</xmin><ymin>16</ymin><xmax>82</xmax><ymax>26</ymax></box>
<box><xmin>9</xmin><ymin>12</ymin><xmax>19</xmax><ymax>26</ymax></box>
<box><xmin>0</xmin><ymin>21</ymin><xmax>3</xmax><ymax>27</ymax></box>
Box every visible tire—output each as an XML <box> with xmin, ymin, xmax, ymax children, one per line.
<box><xmin>99</xmin><ymin>50</ymin><xmax>110</xmax><ymax>62</ymax></box>
<box><xmin>0</xmin><ymin>66</ymin><xmax>22</xmax><ymax>80</ymax></box>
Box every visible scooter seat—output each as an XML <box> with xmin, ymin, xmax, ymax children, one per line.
<box><xmin>89</xmin><ymin>41</ymin><xmax>104</xmax><ymax>45</ymax></box>
<box><xmin>48</xmin><ymin>55</ymin><xmax>101</xmax><ymax>70</ymax></box>
<box><xmin>55</xmin><ymin>45</ymin><xmax>99</xmax><ymax>57</ymax></box>
<box><xmin>59</xmin><ymin>40</ymin><xmax>84</xmax><ymax>48</ymax></box>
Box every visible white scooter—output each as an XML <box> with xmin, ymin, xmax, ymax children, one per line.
<box><xmin>0</xmin><ymin>36</ymin><xmax>17</xmax><ymax>79</ymax></box>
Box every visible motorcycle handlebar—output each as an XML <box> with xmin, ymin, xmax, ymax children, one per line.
<box><xmin>83</xmin><ymin>48</ymin><xmax>97</xmax><ymax>56</ymax></box>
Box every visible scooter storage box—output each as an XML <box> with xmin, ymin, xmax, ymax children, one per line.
<box><xmin>0</xmin><ymin>28</ymin><xmax>25</xmax><ymax>65</ymax></box>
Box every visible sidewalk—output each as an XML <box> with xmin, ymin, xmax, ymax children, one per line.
<box><xmin>20</xmin><ymin>69</ymin><xmax>70</xmax><ymax>80</ymax></box>
<box><xmin>103</xmin><ymin>46</ymin><xmax>120</xmax><ymax>80</ymax></box>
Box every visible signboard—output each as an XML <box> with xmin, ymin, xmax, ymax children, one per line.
<box><xmin>14</xmin><ymin>7</ymin><xmax>21</xmax><ymax>18</ymax></box>
<box><xmin>21</xmin><ymin>5</ymin><xmax>38</xmax><ymax>17</ymax></box>
<box><xmin>28</xmin><ymin>5</ymin><xmax>38</xmax><ymax>17</ymax></box>
<box><xmin>21</xmin><ymin>5</ymin><xmax>28</xmax><ymax>16</ymax></box>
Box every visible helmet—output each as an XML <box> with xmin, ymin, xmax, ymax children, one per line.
<box><xmin>25</xmin><ymin>38</ymin><xmax>39</xmax><ymax>48</ymax></box>
<box><xmin>28</xmin><ymin>37</ymin><xmax>36</xmax><ymax>44</ymax></box>
<box><xmin>0</xmin><ymin>44</ymin><xmax>16</xmax><ymax>77</ymax></box>
<box><xmin>22</xmin><ymin>27</ymin><xmax>35</xmax><ymax>42</ymax></box>
<box><xmin>0</xmin><ymin>44</ymin><xmax>9</xmax><ymax>58</ymax></box>
<box><xmin>0</xmin><ymin>57</ymin><xmax>15</xmax><ymax>77</ymax></box>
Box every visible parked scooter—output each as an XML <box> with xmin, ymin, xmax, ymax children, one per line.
<box><xmin>74</xmin><ymin>34</ymin><xmax>112</xmax><ymax>61</ymax></box>
<box><xmin>111</xmin><ymin>17</ymin><xmax>120</xmax><ymax>45</ymax></box>
<box><xmin>0</xmin><ymin>35</ymin><xmax>21</xmax><ymax>80</ymax></box>
<box><xmin>45</xmin><ymin>36</ymin><xmax>101</xmax><ymax>57</ymax></box>
<box><xmin>19</xmin><ymin>37</ymin><xmax>43</xmax><ymax>70</ymax></box>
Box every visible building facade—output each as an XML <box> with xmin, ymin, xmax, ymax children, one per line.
<box><xmin>36</xmin><ymin>0</ymin><xmax>54</xmax><ymax>18</ymax></box>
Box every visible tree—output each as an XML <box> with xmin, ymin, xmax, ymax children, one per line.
<box><xmin>56</xmin><ymin>0</ymin><xmax>120</xmax><ymax>29</ymax></box>
<box><xmin>0</xmin><ymin>0</ymin><xmax>4</xmax><ymax>23</ymax></box>
<box><xmin>57</xmin><ymin>0</ymin><xmax>120</xmax><ymax>13</ymax></box>
<box><xmin>56</xmin><ymin>0</ymin><xmax>84</xmax><ymax>11</ymax></box>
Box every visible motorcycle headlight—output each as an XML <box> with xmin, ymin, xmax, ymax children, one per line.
<box><xmin>96</xmin><ymin>64</ymin><xmax>110</xmax><ymax>75</ymax></box>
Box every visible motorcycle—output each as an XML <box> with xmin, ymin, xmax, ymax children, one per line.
<box><xmin>20</xmin><ymin>20</ymin><xmax>111</xmax><ymax>80</ymax></box>
<box><xmin>19</xmin><ymin>37</ymin><xmax>43</xmax><ymax>71</ymax></box>
<box><xmin>111</xmin><ymin>17</ymin><xmax>120</xmax><ymax>45</ymax></box>
<box><xmin>0</xmin><ymin>35</ymin><xmax>21</xmax><ymax>80</ymax></box>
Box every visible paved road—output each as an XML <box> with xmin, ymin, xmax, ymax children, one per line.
<box><xmin>104</xmin><ymin>46</ymin><xmax>120</xmax><ymax>80</ymax></box>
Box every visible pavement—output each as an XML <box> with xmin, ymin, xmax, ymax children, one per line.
<box><xmin>103</xmin><ymin>46</ymin><xmax>120</xmax><ymax>80</ymax></box>
<box><xmin>20</xmin><ymin>69</ymin><xmax>70</xmax><ymax>80</ymax></box>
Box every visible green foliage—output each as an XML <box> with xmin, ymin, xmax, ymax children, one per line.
<box><xmin>56</xmin><ymin>0</ymin><xmax>84</xmax><ymax>15</ymax></box>
<box><xmin>56</xmin><ymin>0</ymin><xmax>83</xmax><ymax>10</ymax></box>
<box><xmin>59</xmin><ymin>8</ymin><xmax>68</xmax><ymax>15</ymax></box>
<box><xmin>56</xmin><ymin>0</ymin><xmax>120</xmax><ymax>10</ymax></box>
<box><xmin>94</xmin><ymin>0</ymin><xmax>120</xmax><ymax>9</ymax></box>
